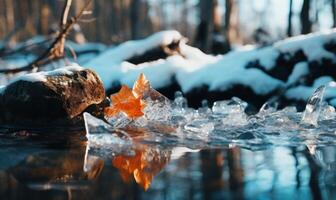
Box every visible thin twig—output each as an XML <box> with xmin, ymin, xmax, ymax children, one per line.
<box><xmin>61</xmin><ymin>0</ymin><xmax>73</xmax><ymax>28</ymax></box>
<box><xmin>57</xmin><ymin>0</ymin><xmax>73</xmax><ymax>57</ymax></box>
<box><xmin>0</xmin><ymin>0</ymin><xmax>93</xmax><ymax>74</ymax></box>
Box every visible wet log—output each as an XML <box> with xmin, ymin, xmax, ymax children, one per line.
<box><xmin>0</xmin><ymin>65</ymin><xmax>105</xmax><ymax>127</ymax></box>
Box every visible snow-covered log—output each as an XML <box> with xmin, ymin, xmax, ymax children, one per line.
<box><xmin>85</xmin><ymin>29</ymin><xmax>336</xmax><ymax>111</ymax></box>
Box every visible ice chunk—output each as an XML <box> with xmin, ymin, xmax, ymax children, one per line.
<box><xmin>133</xmin><ymin>88</ymin><xmax>174</xmax><ymax>128</ymax></box>
<box><xmin>301</xmin><ymin>85</ymin><xmax>326</xmax><ymax>126</ymax></box>
<box><xmin>258</xmin><ymin>101</ymin><xmax>278</xmax><ymax>116</ymax></box>
<box><xmin>197</xmin><ymin>100</ymin><xmax>212</xmax><ymax>116</ymax></box>
<box><xmin>184</xmin><ymin>119</ymin><xmax>214</xmax><ymax>135</ymax></box>
<box><xmin>212</xmin><ymin>97</ymin><xmax>247</xmax><ymax>115</ymax></box>
<box><xmin>84</xmin><ymin>112</ymin><xmax>132</xmax><ymax>151</ymax></box>
<box><xmin>211</xmin><ymin>97</ymin><xmax>248</xmax><ymax>126</ymax></box>
<box><xmin>172</xmin><ymin>91</ymin><xmax>188</xmax><ymax>115</ymax></box>
<box><xmin>106</xmin><ymin>112</ymin><xmax>132</xmax><ymax>128</ymax></box>
<box><xmin>221</xmin><ymin>112</ymin><xmax>248</xmax><ymax>126</ymax></box>
<box><xmin>142</xmin><ymin>88</ymin><xmax>173</xmax><ymax>122</ymax></box>
<box><xmin>170</xmin><ymin>91</ymin><xmax>200</xmax><ymax>125</ymax></box>
<box><xmin>319</xmin><ymin>102</ymin><xmax>336</xmax><ymax>121</ymax></box>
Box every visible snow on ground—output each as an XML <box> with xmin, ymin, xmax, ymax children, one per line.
<box><xmin>84</xmin><ymin>29</ymin><xmax>336</xmax><ymax>99</ymax></box>
<box><xmin>85</xmin><ymin>30</ymin><xmax>284</xmax><ymax>94</ymax></box>
<box><xmin>286</xmin><ymin>76</ymin><xmax>336</xmax><ymax>101</ymax></box>
<box><xmin>176</xmin><ymin>49</ymin><xmax>284</xmax><ymax>94</ymax></box>
<box><xmin>275</xmin><ymin>29</ymin><xmax>336</xmax><ymax>62</ymax></box>
<box><xmin>286</xmin><ymin>62</ymin><xmax>309</xmax><ymax>86</ymax></box>
<box><xmin>1</xmin><ymin>29</ymin><xmax>336</xmax><ymax>105</ymax></box>
<box><xmin>85</xmin><ymin>30</ymin><xmax>185</xmax><ymax>88</ymax></box>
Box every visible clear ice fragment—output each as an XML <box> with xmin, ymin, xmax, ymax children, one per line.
<box><xmin>212</xmin><ymin>97</ymin><xmax>247</xmax><ymax>115</ymax></box>
<box><xmin>301</xmin><ymin>85</ymin><xmax>326</xmax><ymax>126</ymax></box>
<box><xmin>141</xmin><ymin>88</ymin><xmax>173</xmax><ymax>122</ymax></box>
<box><xmin>84</xmin><ymin>112</ymin><xmax>132</xmax><ymax>151</ymax></box>
<box><xmin>259</xmin><ymin>101</ymin><xmax>277</xmax><ymax>116</ymax></box>
<box><xmin>319</xmin><ymin>102</ymin><xmax>336</xmax><ymax>121</ymax></box>
<box><xmin>172</xmin><ymin>91</ymin><xmax>188</xmax><ymax>116</ymax></box>
<box><xmin>106</xmin><ymin>112</ymin><xmax>132</xmax><ymax>128</ymax></box>
<box><xmin>198</xmin><ymin>99</ymin><xmax>211</xmax><ymax>116</ymax></box>
<box><xmin>222</xmin><ymin>112</ymin><xmax>248</xmax><ymax>126</ymax></box>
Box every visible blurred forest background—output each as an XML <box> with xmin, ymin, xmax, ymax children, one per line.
<box><xmin>0</xmin><ymin>0</ymin><xmax>336</xmax><ymax>54</ymax></box>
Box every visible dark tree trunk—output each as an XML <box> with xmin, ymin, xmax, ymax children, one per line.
<box><xmin>332</xmin><ymin>0</ymin><xmax>336</xmax><ymax>27</ymax></box>
<box><xmin>130</xmin><ymin>0</ymin><xmax>140</xmax><ymax>39</ymax></box>
<box><xmin>300</xmin><ymin>0</ymin><xmax>312</xmax><ymax>34</ymax></box>
<box><xmin>287</xmin><ymin>0</ymin><xmax>293</xmax><ymax>36</ymax></box>
<box><xmin>225</xmin><ymin>0</ymin><xmax>233</xmax><ymax>43</ymax></box>
<box><xmin>195</xmin><ymin>0</ymin><xmax>216</xmax><ymax>53</ymax></box>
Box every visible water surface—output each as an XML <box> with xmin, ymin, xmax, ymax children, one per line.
<box><xmin>0</xmin><ymin>131</ymin><xmax>335</xmax><ymax>200</ymax></box>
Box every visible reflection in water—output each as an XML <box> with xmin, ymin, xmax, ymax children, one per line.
<box><xmin>9</xmin><ymin>150</ymin><xmax>104</xmax><ymax>190</ymax></box>
<box><xmin>0</xmin><ymin>133</ymin><xmax>335</xmax><ymax>199</ymax></box>
<box><xmin>112</xmin><ymin>144</ymin><xmax>170</xmax><ymax>190</ymax></box>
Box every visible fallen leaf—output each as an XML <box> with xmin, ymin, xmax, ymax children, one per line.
<box><xmin>104</xmin><ymin>74</ymin><xmax>149</xmax><ymax>119</ymax></box>
<box><xmin>105</xmin><ymin>85</ymin><xmax>144</xmax><ymax>119</ymax></box>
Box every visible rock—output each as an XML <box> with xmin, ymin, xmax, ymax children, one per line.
<box><xmin>0</xmin><ymin>65</ymin><xmax>105</xmax><ymax>127</ymax></box>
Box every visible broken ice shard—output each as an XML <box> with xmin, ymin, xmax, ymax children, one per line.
<box><xmin>141</xmin><ymin>88</ymin><xmax>173</xmax><ymax>122</ymax></box>
<box><xmin>212</xmin><ymin>97</ymin><xmax>248</xmax><ymax>126</ymax></box>
<box><xmin>258</xmin><ymin>101</ymin><xmax>278</xmax><ymax>116</ymax></box>
<box><xmin>106</xmin><ymin>112</ymin><xmax>132</xmax><ymax>128</ymax></box>
<box><xmin>212</xmin><ymin>97</ymin><xmax>247</xmax><ymax>115</ymax></box>
<box><xmin>198</xmin><ymin>100</ymin><xmax>212</xmax><ymax>116</ymax></box>
<box><xmin>172</xmin><ymin>91</ymin><xmax>188</xmax><ymax>116</ymax></box>
<box><xmin>83</xmin><ymin>112</ymin><xmax>132</xmax><ymax>152</ymax></box>
<box><xmin>301</xmin><ymin>85</ymin><xmax>326</xmax><ymax>127</ymax></box>
<box><xmin>319</xmin><ymin>102</ymin><xmax>336</xmax><ymax>121</ymax></box>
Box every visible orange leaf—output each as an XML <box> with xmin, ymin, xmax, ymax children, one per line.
<box><xmin>104</xmin><ymin>74</ymin><xmax>151</xmax><ymax>119</ymax></box>
<box><xmin>116</xmin><ymin>97</ymin><xmax>144</xmax><ymax>118</ymax></box>
<box><xmin>111</xmin><ymin>85</ymin><xmax>135</xmax><ymax>104</ymax></box>
<box><xmin>105</xmin><ymin>85</ymin><xmax>145</xmax><ymax>119</ymax></box>
<box><xmin>132</xmin><ymin>73</ymin><xmax>150</xmax><ymax>99</ymax></box>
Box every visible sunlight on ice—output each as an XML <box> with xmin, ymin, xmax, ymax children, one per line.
<box><xmin>83</xmin><ymin>112</ymin><xmax>132</xmax><ymax>151</ymax></box>
<box><xmin>84</xmin><ymin>86</ymin><xmax>336</xmax><ymax>150</ymax></box>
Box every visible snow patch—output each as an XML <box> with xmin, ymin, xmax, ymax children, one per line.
<box><xmin>8</xmin><ymin>64</ymin><xmax>84</xmax><ymax>84</ymax></box>
<box><xmin>85</xmin><ymin>30</ymin><xmax>183</xmax><ymax>88</ymax></box>
<box><xmin>286</xmin><ymin>62</ymin><xmax>309</xmax><ymax>86</ymax></box>
<box><xmin>286</xmin><ymin>76</ymin><xmax>336</xmax><ymax>101</ymax></box>
<box><xmin>275</xmin><ymin>29</ymin><xmax>336</xmax><ymax>62</ymax></box>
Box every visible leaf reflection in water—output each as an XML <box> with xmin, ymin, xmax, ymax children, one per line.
<box><xmin>112</xmin><ymin>144</ymin><xmax>170</xmax><ymax>191</ymax></box>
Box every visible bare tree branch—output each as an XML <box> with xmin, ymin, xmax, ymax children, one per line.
<box><xmin>0</xmin><ymin>0</ymin><xmax>93</xmax><ymax>74</ymax></box>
